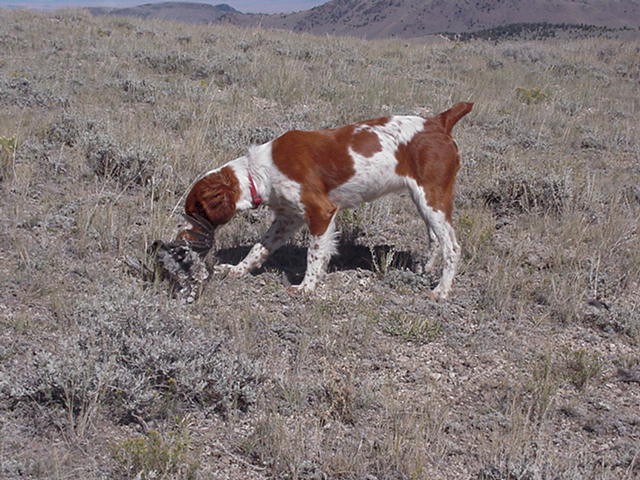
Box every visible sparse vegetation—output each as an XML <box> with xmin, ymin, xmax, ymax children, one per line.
<box><xmin>0</xmin><ymin>7</ymin><xmax>638</xmax><ymax>480</ymax></box>
<box><xmin>382</xmin><ymin>311</ymin><xmax>443</xmax><ymax>343</ymax></box>
<box><xmin>0</xmin><ymin>134</ymin><xmax>17</xmax><ymax>181</ymax></box>
<box><xmin>563</xmin><ymin>347</ymin><xmax>603</xmax><ymax>390</ymax></box>
<box><xmin>448</xmin><ymin>22</ymin><xmax>633</xmax><ymax>42</ymax></box>
<box><xmin>112</xmin><ymin>418</ymin><xmax>200</xmax><ymax>479</ymax></box>
<box><xmin>515</xmin><ymin>86</ymin><xmax>551</xmax><ymax>105</ymax></box>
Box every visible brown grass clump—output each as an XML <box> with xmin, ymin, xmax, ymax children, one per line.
<box><xmin>0</xmin><ymin>7</ymin><xmax>638</xmax><ymax>480</ymax></box>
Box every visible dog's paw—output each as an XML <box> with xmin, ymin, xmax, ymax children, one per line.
<box><xmin>287</xmin><ymin>283</ymin><xmax>315</xmax><ymax>296</ymax></box>
<box><xmin>214</xmin><ymin>263</ymin><xmax>247</xmax><ymax>278</ymax></box>
<box><xmin>287</xmin><ymin>285</ymin><xmax>305</xmax><ymax>296</ymax></box>
<box><xmin>428</xmin><ymin>287</ymin><xmax>449</xmax><ymax>301</ymax></box>
<box><xmin>213</xmin><ymin>263</ymin><xmax>234</xmax><ymax>274</ymax></box>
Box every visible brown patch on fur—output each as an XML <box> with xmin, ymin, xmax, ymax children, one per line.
<box><xmin>177</xmin><ymin>166</ymin><xmax>240</xmax><ymax>242</ymax></box>
<box><xmin>272</xmin><ymin>128</ymin><xmax>356</xmax><ymax>191</ymax></box>
<box><xmin>359</xmin><ymin>117</ymin><xmax>390</xmax><ymax>128</ymax></box>
<box><xmin>305</xmin><ymin>195</ymin><xmax>338</xmax><ymax>236</ymax></box>
<box><xmin>351</xmin><ymin>127</ymin><xmax>383</xmax><ymax>157</ymax></box>
<box><xmin>395</xmin><ymin>102</ymin><xmax>473</xmax><ymax>220</ymax></box>
<box><xmin>272</xmin><ymin>127</ymin><xmax>358</xmax><ymax>235</ymax></box>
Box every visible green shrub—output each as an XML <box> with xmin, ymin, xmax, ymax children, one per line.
<box><xmin>112</xmin><ymin>419</ymin><xmax>199</xmax><ymax>479</ymax></box>
<box><xmin>515</xmin><ymin>86</ymin><xmax>550</xmax><ymax>105</ymax></box>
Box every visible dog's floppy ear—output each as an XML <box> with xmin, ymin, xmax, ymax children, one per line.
<box><xmin>184</xmin><ymin>167</ymin><xmax>240</xmax><ymax>228</ymax></box>
<box><xmin>193</xmin><ymin>183</ymin><xmax>237</xmax><ymax>226</ymax></box>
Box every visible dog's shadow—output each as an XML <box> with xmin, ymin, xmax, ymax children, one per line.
<box><xmin>215</xmin><ymin>243</ymin><xmax>418</xmax><ymax>284</ymax></box>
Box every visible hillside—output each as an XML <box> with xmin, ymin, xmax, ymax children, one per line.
<box><xmin>1</xmin><ymin>7</ymin><xmax>639</xmax><ymax>480</ymax></box>
<box><xmin>91</xmin><ymin>2</ymin><xmax>238</xmax><ymax>24</ymax></box>
<box><xmin>266</xmin><ymin>0</ymin><xmax>640</xmax><ymax>37</ymax></box>
<box><xmin>98</xmin><ymin>0</ymin><xmax>640</xmax><ymax>38</ymax></box>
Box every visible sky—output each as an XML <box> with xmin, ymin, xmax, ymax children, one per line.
<box><xmin>0</xmin><ymin>0</ymin><xmax>328</xmax><ymax>13</ymax></box>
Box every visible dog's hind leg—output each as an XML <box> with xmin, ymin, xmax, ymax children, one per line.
<box><xmin>407</xmin><ymin>180</ymin><xmax>460</xmax><ymax>299</ymax></box>
<box><xmin>422</xmin><ymin>226</ymin><xmax>441</xmax><ymax>273</ymax></box>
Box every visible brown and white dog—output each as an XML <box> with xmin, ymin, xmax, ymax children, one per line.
<box><xmin>174</xmin><ymin>102</ymin><xmax>473</xmax><ymax>299</ymax></box>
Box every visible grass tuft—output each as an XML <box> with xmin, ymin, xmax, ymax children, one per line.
<box><xmin>111</xmin><ymin>417</ymin><xmax>200</xmax><ymax>479</ymax></box>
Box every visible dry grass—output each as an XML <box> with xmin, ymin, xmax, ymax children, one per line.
<box><xmin>0</xmin><ymin>8</ymin><xmax>639</xmax><ymax>480</ymax></box>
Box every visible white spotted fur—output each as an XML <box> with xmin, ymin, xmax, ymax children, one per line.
<box><xmin>212</xmin><ymin>116</ymin><xmax>461</xmax><ymax>299</ymax></box>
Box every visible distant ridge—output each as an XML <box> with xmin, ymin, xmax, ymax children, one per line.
<box><xmin>90</xmin><ymin>2</ymin><xmax>238</xmax><ymax>24</ymax></box>
<box><xmin>90</xmin><ymin>0</ymin><xmax>640</xmax><ymax>39</ymax></box>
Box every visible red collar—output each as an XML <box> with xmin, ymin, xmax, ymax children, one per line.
<box><xmin>247</xmin><ymin>172</ymin><xmax>263</xmax><ymax>208</ymax></box>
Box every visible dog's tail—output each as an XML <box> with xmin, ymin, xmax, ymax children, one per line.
<box><xmin>438</xmin><ymin>102</ymin><xmax>473</xmax><ymax>135</ymax></box>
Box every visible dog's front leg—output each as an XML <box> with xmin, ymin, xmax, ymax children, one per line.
<box><xmin>215</xmin><ymin>214</ymin><xmax>303</xmax><ymax>278</ymax></box>
<box><xmin>214</xmin><ymin>246</ymin><xmax>264</xmax><ymax>278</ymax></box>
<box><xmin>290</xmin><ymin>201</ymin><xmax>338</xmax><ymax>293</ymax></box>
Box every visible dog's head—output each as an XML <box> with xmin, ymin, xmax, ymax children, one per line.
<box><xmin>180</xmin><ymin>167</ymin><xmax>240</xmax><ymax>243</ymax></box>
<box><xmin>148</xmin><ymin>167</ymin><xmax>241</xmax><ymax>301</ymax></box>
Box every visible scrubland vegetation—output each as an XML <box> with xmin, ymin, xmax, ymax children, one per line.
<box><xmin>0</xmin><ymin>8</ymin><xmax>638</xmax><ymax>479</ymax></box>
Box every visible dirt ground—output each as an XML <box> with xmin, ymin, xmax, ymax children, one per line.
<box><xmin>1</xmin><ymin>8</ymin><xmax>639</xmax><ymax>480</ymax></box>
